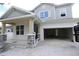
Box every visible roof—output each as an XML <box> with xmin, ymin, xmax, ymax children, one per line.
<box><xmin>0</xmin><ymin>6</ymin><xmax>35</xmax><ymax>20</ymax></box>
<box><xmin>32</xmin><ymin>3</ymin><xmax>55</xmax><ymax>12</ymax></box>
<box><xmin>32</xmin><ymin>3</ymin><xmax>74</xmax><ymax>12</ymax></box>
<box><xmin>55</xmin><ymin>3</ymin><xmax>74</xmax><ymax>7</ymax></box>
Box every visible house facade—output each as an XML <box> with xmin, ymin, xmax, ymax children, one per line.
<box><xmin>32</xmin><ymin>3</ymin><xmax>79</xmax><ymax>42</ymax></box>
<box><xmin>0</xmin><ymin>3</ymin><xmax>79</xmax><ymax>48</ymax></box>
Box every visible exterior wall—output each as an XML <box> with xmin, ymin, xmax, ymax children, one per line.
<box><xmin>11</xmin><ymin>19</ymin><xmax>30</xmax><ymax>45</ymax></box>
<box><xmin>42</xmin><ymin>22</ymin><xmax>75</xmax><ymax>29</ymax></box>
<box><xmin>34</xmin><ymin>4</ymin><xmax>56</xmax><ymax>22</ymax></box>
<box><xmin>40</xmin><ymin>21</ymin><xmax>76</xmax><ymax>41</ymax></box>
<box><xmin>34</xmin><ymin>4</ymin><xmax>73</xmax><ymax>22</ymax></box>
<box><xmin>55</xmin><ymin>5</ymin><xmax>72</xmax><ymax>19</ymax></box>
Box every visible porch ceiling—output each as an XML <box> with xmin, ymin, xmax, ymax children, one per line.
<box><xmin>0</xmin><ymin>16</ymin><xmax>34</xmax><ymax>24</ymax></box>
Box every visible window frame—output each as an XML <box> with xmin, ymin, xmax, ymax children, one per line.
<box><xmin>61</xmin><ymin>13</ymin><xmax>66</xmax><ymax>17</ymax></box>
<box><xmin>16</xmin><ymin>25</ymin><xmax>24</xmax><ymax>35</ymax></box>
<box><xmin>40</xmin><ymin>11</ymin><xmax>48</xmax><ymax>18</ymax></box>
<box><xmin>59</xmin><ymin>8</ymin><xmax>67</xmax><ymax>17</ymax></box>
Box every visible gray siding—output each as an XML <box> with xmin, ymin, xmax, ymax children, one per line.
<box><xmin>7</xmin><ymin>11</ymin><xmax>26</xmax><ymax>18</ymax></box>
<box><xmin>55</xmin><ymin>5</ymin><xmax>72</xmax><ymax>19</ymax></box>
<box><xmin>34</xmin><ymin>4</ymin><xmax>56</xmax><ymax>22</ymax></box>
<box><xmin>0</xmin><ymin>7</ymin><xmax>31</xmax><ymax>19</ymax></box>
<box><xmin>34</xmin><ymin>4</ymin><xmax>73</xmax><ymax>22</ymax></box>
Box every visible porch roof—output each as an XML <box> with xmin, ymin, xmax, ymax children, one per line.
<box><xmin>0</xmin><ymin>14</ymin><xmax>35</xmax><ymax>22</ymax></box>
<box><xmin>0</xmin><ymin>6</ymin><xmax>36</xmax><ymax>22</ymax></box>
<box><xmin>0</xmin><ymin>6</ymin><xmax>42</xmax><ymax>24</ymax></box>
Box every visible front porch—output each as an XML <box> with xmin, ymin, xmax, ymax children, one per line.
<box><xmin>0</xmin><ymin>16</ymin><xmax>40</xmax><ymax>48</ymax></box>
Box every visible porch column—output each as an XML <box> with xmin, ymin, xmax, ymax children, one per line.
<box><xmin>39</xmin><ymin>25</ymin><xmax>44</xmax><ymax>41</ymax></box>
<box><xmin>72</xmin><ymin>27</ymin><xmax>76</xmax><ymax>43</ymax></box>
<box><xmin>2</xmin><ymin>22</ymin><xmax>6</xmax><ymax>34</ymax></box>
<box><xmin>56</xmin><ymin>29</ymin><xmax>58</xmax><ymax>36</ymax></box>
<box><xmin>29</xmin><ymin>19</ymin><xmax>34</xmax><ymax>33</ymax></box>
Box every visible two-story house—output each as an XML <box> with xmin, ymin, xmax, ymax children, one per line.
<box><xmin>0</xmin><ymin>3</ymin><xmax>79</xmax><ymax>48</ymax></box>
<box><xmin>32</xmin><ymin>3</ymin><xmax>79</xmax><ymax>42</ymax></box>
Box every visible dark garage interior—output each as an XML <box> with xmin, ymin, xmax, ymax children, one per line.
<box><xmin>44</xmin><ymin>28</ymin><xmax>73</xmax><ymax>41</ymax></box>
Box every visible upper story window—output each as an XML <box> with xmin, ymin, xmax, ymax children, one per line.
<box><xmin>40</xmin><ymin>11</ymin><xmax>48</xmax><ymax>18</ymax></box>
<box><xmin>60</xmin><ymin>8</ymin><xmax>67</xmax><ymax>17</ymax></box>
<box><xmin>61</xmin><ymin>13</ymin><xmax>66</xmax><ymax>17</ymax></box>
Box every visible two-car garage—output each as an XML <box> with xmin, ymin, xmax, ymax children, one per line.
<box><xmin>44</xmin><ymin>28</ymin><xmax>73</xmax><ymax>41</ymax></box>
<box><xmin>40</xmin><ymin>19</ymin><xmax>77</xmax><ymax>42</ymax></box>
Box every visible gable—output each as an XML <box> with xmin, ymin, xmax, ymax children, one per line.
<box><xmin>0</xmin><ymin>6</ymin><xmax>32</xmax><ymax>19</ymax></box>
<box><xmin>32</xmin><ymin>3</ymin><xmax>55</xmax><ymax>12</ymax></box>
<box><xmin>33</xmin><ymin>3</ymin><xmax>56</xmax><ymax>22</ymax></box>
<box><xmin>5</xmin><ymin>10</ymin><xmax>28</xmax><ymax>18</ymax></box>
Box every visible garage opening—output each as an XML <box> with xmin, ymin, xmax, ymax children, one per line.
<box><xmin>44</xmin><ymin>28</ymin><xmax>73</xmax><ymax>41</ymax></box>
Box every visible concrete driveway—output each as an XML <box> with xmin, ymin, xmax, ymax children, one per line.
<box><xmin>0</xmin><ymin>39</ymin><xmax>79</xmax><ymax>56</ymax></box>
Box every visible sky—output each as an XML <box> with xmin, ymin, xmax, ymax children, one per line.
<box><xmin>0</xmin><ymin>0</ymin><xmax>79</xmax><ymax>17</ymax></box>
<box><xmin>0</xmin><ymin>0</ymin><xmax>79</xmax><ymax>9</ymax></box>
<box><xmin>0</xmin><ymin>4</ymin><xmax>10</xmax><ymax>17</ymax></box>
<box><xmin>0</xmin><ymin>0</ymin><xmax>79</xmax><ymax>26</ymax></box>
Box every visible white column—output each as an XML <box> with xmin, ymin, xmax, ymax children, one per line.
<box><xmin>2</xmin><ymin>22</ymin><xmax>6</xmax><ymax>34</ymax></box>
<box><xmin>40</xmin><ymin>25</ymin><xmax>44</xmax><ymax>41</ymax></box>
<box><xmin>72</xmin><ymin>27</ymin><xmax>76</xmax><ymax>43</ymax></box>
<box><xmin>56</xmin><ymin>29</ymin><xmax>58</xmax><ymax>36</ymax></box>
<box><xmin>29</xmin><ymin>19</ymin><xmax>34</xmax><ymax>33</ymax></box>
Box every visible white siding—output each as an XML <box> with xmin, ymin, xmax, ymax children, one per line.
<box><xmin>42</xmin><ymin>22</ymin><xmax>75</xmax><ymax>29</ymax></box>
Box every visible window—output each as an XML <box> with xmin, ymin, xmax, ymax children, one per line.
<box><xmin>8</xmin><ymin>30</ymin><xmax>10</xmax><ymax>32</ymax></box>
<box><xmin>16</xmin><ymin>26</ymin><xmax>19</xmax><ymax>35</ymax></box>
<box><xmin>60</xmin><ymin>8</ymin><xmax>67</xmax><ymax>17</ymax></box>
<box><xmin>16</xmin><ymin>25</ymin><xmax>24</xmax><ymax>35</ymax></box>
<box><xmin>40</xmin><ymin>11</ymin><xmax>48</xmax><ymax>18</ymax></box>
<box><xmin>20</xmin><ymin>25</ymin><xmax>24</xmax><ymax>35</ymax></box>
<box><xmin>61</xmin><ymin>13</ymin><xmax>66</xmax><ymax>17</ymax></box>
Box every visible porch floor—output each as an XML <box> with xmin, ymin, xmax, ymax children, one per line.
<box><xmin>0</xmin><ymin>39</ymin><xmax>79</xmax><ymax>56</ymax></box>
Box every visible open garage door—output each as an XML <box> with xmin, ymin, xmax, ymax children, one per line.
<box><xmin>44</xmin><ymin>28</ymin><xmax>73</xmax><ymax>41</ymax></box>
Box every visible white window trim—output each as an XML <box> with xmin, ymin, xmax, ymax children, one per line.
<box><xmin>39</xmin><ymin>10</ymin><xmax>49</xmax><ymax>18</ymax></box>
<box><xmin>59</xmin><ymin>8</ymin><xmax>67</xmax><ymax>17</ymax></box>
<box><xmin>16</xmin><ymin>25</ymin><xmax>24</xmax><ymax>35</ymax></box>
